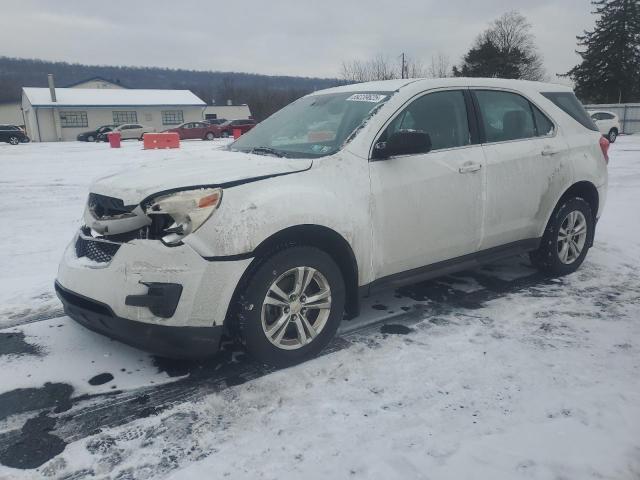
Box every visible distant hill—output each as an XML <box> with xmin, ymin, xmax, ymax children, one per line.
<box><xmin>0</xmin><ymin>57</ymin><xmax>344</xmax><ymax>120</ymax></box>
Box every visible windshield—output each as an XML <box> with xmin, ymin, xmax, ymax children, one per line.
<box><xmin>230</xmin><ymin>91</ymin><xmax>392</xmax><ymax>158</ymax></box>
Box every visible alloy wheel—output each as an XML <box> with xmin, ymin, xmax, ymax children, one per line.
<box><xmin>9</xmin><ymin>136</ymin><xmax>19</xmax><ymax>145</ymax></box>
<box><xmin>261</xmin><ymin>266</ymin><xmax>332</xmax><ymax>350</ymax></box>
<box><xmin>557</xmin><ymin>210</ymin><xmax>587</xmax><ymax>264</ymax></box>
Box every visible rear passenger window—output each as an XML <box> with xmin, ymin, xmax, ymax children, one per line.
<box><xmin>475</xmin><ymin>90</ymin><xmax>536</xmax><ymax>142</ymax></box>
<box><xmin>532</xmin><ymin>105</ymin><xmax>554</xmax><ymax>136</ymax></box>
<box><xmin>541</xmin><ymin>92</ymin><xmax>598</xmax><ymax>131</ymax></box>
<box><xmin>383</xmin><ymin>90</ymin><xmax>471</xmax><ymax>151</ymax></box>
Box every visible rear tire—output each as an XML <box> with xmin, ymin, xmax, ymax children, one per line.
<box><xmin>205</xmin><ymin>132</ymin><xmax>215</xmax><ymax>141</ymax></box>
<box><xmin>607</xmin><ymin>129</ymin><xmax>617</xmax><ymax>143</ymax></box>
<box><xmin>234</xmin><ymin>246</ymin><xmax>345</xmax><ymax>367</ymax></box>
<box><xmin>530</xmin><ymin>197</ymin><xmax>594</xmax><ymax>276</ymax></box>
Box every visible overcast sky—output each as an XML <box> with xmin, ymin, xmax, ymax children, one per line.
<box><xmin>0</xmin><ymin>0</ymin><xmax>594</xmax><ymax>82</ymax></box>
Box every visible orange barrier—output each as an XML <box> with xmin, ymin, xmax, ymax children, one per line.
<box><xmin>107</xmin><ymin>132</ymin><xmax>121</xmax><ymax>148</ymax></box>
<box><xmin>143</xmin><ymin>132</ymin><xmax>180</xmax><ymax>150</ymax></box>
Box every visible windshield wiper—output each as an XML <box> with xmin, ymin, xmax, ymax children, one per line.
<box><xmin>249</xmin><ymin>147</ymin><xmax>288</xmax><ymax>158</ymax></box>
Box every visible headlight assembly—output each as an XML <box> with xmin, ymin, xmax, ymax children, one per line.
<box><xmin>145</xmin><ymin>188</ymin><xmax>222</xmax><ymax>245</ymax></box>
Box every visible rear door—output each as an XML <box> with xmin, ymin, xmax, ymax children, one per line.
<box><xmin>0</xmin><ymin>125</ymin><xmax>10</xmax><ymax>142</ymax></box>
<box><xmin>473</xmin><ymin>89</ymin><xmax>570</xmax><ymax>249</ymax></box>
<box><xmin>369</xmin><ymin>89</ymin><xmax>485</xmax><ymax>278</ymax></box>
<box><xmin>191</xmin><ymin>122</ymin><xmax>207</xmax><ymax>138</ymax></box>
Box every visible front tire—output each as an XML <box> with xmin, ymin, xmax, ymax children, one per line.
<box><xmin>8</xmin><ymin>136</ymin><xmax>20</xmax><ymax>145</ymax></box>
<box><xmin>235</xmin><ymin>246</ymin><xmax>345</xmax><ymax>367</ymax></box>
<box><xmin>87</xmin><ymin>135</ymin><xmax>95</xmax><ymax>142</ymax></box>
<box><xmin>530</xmin><ymin>197</ymin><xmax>594</xmax><ymax>276</ymax></box>
<box><xmin>607</xmin><ymin>129</ymin><xmax>617</xmax><ymax>143</ymax></box>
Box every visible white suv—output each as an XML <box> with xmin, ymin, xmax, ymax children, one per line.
<box><xmin>56</xmin><ymin>78</ymin><xmax>608</xmax><ymax>366</ymax></box>
<box><xmin>588</xmin><ymin>110</ymin><xmax>620</xmax><ymax>143</ymax></box>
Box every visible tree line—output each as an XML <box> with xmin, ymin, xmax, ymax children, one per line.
<box><xmin>0</xmin><ymin>57</ymin><xmax>342</xmax><ymax>121</ymax></box>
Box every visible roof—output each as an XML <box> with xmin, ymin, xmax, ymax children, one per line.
<box><xmin>22</xmin><ymin>88</ymin><xmax>206</xmax><ymax>107</ymax></box>
<box><xmin>313</xmin><ymin>77</ymin><xmax>573</xmax><ymax>96</ymax></box>
<box><xmin>65</xmin><ymin>76</ymin><xmax>128</xmax><ymax>88</ymax></box>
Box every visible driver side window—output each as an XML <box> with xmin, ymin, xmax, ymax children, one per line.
<box><xmin>382</xmin><ymin>90</ymin><xmax>471</xmax><ymax>151</ymax></box>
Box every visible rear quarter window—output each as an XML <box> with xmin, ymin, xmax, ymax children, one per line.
<box><xmin>541</xmin><ymin>92</ymin><xmax>598</xmax><ymax>131</ymax></box>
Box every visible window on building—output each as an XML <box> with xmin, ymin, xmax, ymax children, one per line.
<box><xmin>113</xmin><ymin>111</ymin><xmax>138</xmax><ymax>124</ymax></box>
<box><xmin>59</xmin><ymin>111</ymin><xmax>88</xmax><ymax>128</ymax></box>
<box><xmin>162</xmin><ymin>110</ymin><xmax>184</xmax><ymax>125</ymax></box>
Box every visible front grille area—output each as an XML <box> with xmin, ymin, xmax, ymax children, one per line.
<box><xmin>75</xmin><ymin>235</ymin><xmax>121</xmax><ymax>263</ymax></box>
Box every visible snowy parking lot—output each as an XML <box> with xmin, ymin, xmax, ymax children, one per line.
<box><xmin>0</xmin><ymin>137</ymin><xmax>639</xmax><ymax>479</ymax></box>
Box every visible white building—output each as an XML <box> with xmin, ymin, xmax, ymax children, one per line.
<box><xmin>64</xmin><ymin>76</ymin><xmax>127</xmax><ymax>89</ymax></box>
<box><xmin>22</xmin><ymin>87</ymin><xmax>206</xmax><ymax>142</ymax></box>
<box><xmin>203</xmin><ymin>104</ymin><xmax>252</xmax><ymax>121</ymax></box>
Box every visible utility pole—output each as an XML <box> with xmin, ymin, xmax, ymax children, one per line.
<box><xmin>401</xmin><ymin>53</ymin><xmax>406</xmax><ymax>79</ymax></box>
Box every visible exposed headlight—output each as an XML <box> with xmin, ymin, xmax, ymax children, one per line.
<box><xmin>145</xmin><ymin>188</ymin><xmax>222</xmax><ymax>245</ymax></box>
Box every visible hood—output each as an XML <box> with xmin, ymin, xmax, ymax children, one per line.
<box><xmin>90</xmin><ymin>149</ymin><xmax>313</xmax><ymax>205</ymax></box>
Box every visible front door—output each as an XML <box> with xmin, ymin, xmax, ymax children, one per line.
<box><xmin>369</xmin><ymin>89</ymin><xmax>485</xmax><ymax>279</ymax></box>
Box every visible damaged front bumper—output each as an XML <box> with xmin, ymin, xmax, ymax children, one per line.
<box><xmin>56</xmin><ymin>229</ymin><xmax>252</xmax><ymax>358</ymax></box>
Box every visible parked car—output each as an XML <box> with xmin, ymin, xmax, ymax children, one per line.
<box><xmin>56</xmin><ymin>78</ymin><xmax>608</xmax><ymax>367</ymax></box>
<box><xmin>204</xmin><ymin>118</ymin><xmax>228</xmax><ymax>126</ymax></box>
<box><xmin>163</xmin><ymin>121</ymin><xmax>220</xmax><ymax>140</ymax></box>
<box><xmin>588</xmin><ymin>110</ymin><xmax>620</xmax><ymax>143</ymax></box>
<box><xmin>77</xmin><ymin>125</ymin><xmax>119</xmax><ymax>142</ymax></box>
<box><xmin>0</xmin><ymin>124</ymin><xmax>30</xmax><ymax>145</ymax></box>
<box><xmin>97</xmin><ymin>124</ymin><xmax>155</xmax><ymax>141</ymax></box>
<box><xmin>216</xmin><ymin>118</ymin><xmax>257</xmax><ymax>137</ymax></box>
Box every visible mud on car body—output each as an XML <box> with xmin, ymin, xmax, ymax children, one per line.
<box><xmin>56</xmin><ymin>78</ymin><xmax>608</xmax><ymax>366</ymax></box>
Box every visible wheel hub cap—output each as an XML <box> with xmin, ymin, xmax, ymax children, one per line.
<box><xmin>261</xmin><ymin>266</ymin><xmax>332</xmax><ymax>350</ymax></box>
<box><xmin>557</xmin><ymin>210</ymin><xmax>587</xmax><ymax>264</ymax></box>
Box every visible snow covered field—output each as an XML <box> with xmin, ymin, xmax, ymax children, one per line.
<box><xmin>0</xmin><ymin>137</ymin><xmax>639</xmax><ymax>479</ymax></box>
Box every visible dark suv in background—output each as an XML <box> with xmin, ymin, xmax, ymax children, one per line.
<box><xmin>217</xmin><ymin>119</ymin><xmax>257</xmax><ymax>137</ymax></box>
<box><xmin>77</xmin><ymin>124</ymin><xmax>119</xmax><ymax>142</ymax></box>
<box><xmin>0</xmin><ymin>125</ymin><xmax>29</xmax><ymax>145</ymax></box>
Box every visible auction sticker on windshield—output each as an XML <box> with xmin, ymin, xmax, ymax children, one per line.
<box><xmin>346</xmin><ymin>93</ymin><xmax>388</xmax><ymax>102</ymax></box>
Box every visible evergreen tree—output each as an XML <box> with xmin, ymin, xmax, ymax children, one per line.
<box><xmin>453</xmin><ymin>11</ymin><xmax>545</xmax><ymax>81</ymax></box>
<box><xmin>568</xmin><ymin>0</ymin><xmax>640</xmax><ymax>103</ymax></box>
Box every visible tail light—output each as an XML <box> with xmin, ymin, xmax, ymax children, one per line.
<box><xmin>599</xmin><ymin>136</ymin><xmax>610</xmax><ymax>164</ymax></box>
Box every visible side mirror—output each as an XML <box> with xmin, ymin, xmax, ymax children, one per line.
<box><xmin>373</xmin><ymin>130</ymin><xmax>431</xmax><ymax>160</ymax></box>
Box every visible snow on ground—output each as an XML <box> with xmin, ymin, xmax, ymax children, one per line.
<box><xmin>0</xmin><ymin>136</ymin><xmax>639</xmax><ymax>479</ymax></box>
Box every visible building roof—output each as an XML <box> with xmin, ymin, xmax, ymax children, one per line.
<box><xmin>22</xmin><ymin>88</ymin><xmax>206</xmax><ymax>107</ymax></box>
<box><xmin>65</xmin><ymin>76</ymin><xmax>128</xmax><ymax>88</ymax></box>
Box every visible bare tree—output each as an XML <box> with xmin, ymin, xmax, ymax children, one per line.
<box><xmin>341</xmin><ymin>53</ymin><xmax>432</xmax><ymax>82</ymax></box>
<box><xmin>341</xmin><ymin>54</ymin><xmax>399</xmax><ymax>82</ymax></box>
<box><xmin>455</xmin><ymin>11</ymin><xmax>545</xmax><ymax>81</ymax></box>
<box><xmin>427</xmin><ymin>53</ymin><xmax>451</xmax><ymax>78</ymax></box>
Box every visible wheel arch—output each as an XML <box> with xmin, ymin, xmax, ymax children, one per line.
<box><xmin>225</xmin><ymin>224</ymin><xmax>361</xmax><ymax>329</ymax></box>
<box><xmin>547</xmin><ymin>181</ymin><xmax>599</xmax><ymax>248</ymax></box>
<box><xmin>558</xmin><ymin>181</ymin><xmax>599</xmax><ymax>220</ymax></box>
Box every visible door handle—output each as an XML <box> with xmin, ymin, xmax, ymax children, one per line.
<box><xmin>541</xmin><ymin>147</ymin><xmax>560</xmax><ymax>156</ymax></box>
<box><xmin>459</xmin><ymin>163</ymin><xmax>482</xmax><ymax>173</ymax></box>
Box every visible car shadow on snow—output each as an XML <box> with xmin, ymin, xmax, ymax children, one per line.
<box><xmin>0</xmin><ymin>254</ymin><xmax>557</xmax><ymax>470</ymax></box>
